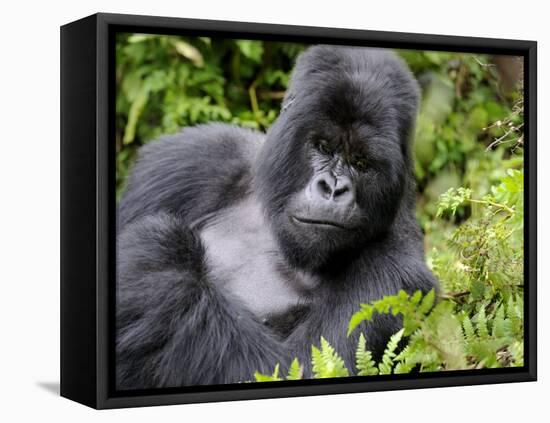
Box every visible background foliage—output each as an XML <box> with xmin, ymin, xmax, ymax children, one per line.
<box><xmin>115</xmin><ymin>34</ymin><xmax>305</xmax><ymax>195</ymax></box>
<box><xmin>116</xmin><ymin>34</ymin><xmax>525</xmax><ymax>376</ymax></box>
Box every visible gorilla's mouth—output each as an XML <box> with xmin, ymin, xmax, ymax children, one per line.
<box><xmin>291</xmin><ymin>215</ymin><xmax>350</xmax><ymax>230</ymax></box>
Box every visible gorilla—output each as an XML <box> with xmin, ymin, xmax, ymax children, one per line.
<box><xmin>116</xmin><ymin>45</ymin><xmax>438</xmax><ymax>389</ymax></box>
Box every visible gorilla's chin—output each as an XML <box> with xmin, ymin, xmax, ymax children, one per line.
<box><xmin>269</xmin><ymin>211</ymin><xmax>363</xmax><ymax>272</ymax></box>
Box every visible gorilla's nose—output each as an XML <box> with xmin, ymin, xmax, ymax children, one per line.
<box><xmin>311</xmin><ymin>172</ymin><xmax>355</xmax><ymax>206</ymax></box>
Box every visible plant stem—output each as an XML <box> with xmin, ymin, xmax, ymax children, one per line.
<box><xmin>467</xmin><ymin>198</ymin><xmax>514</xmax><ymax>214</ymax></box>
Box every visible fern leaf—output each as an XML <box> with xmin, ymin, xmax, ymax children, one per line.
<box><xmin>378</xmin><ymin>329</ymin><xmax>405</xmax><ymax>375</ymax></box>
<box><xmin>509</xmin><ymin>340</ymin><xmax>524</xmax><ymax>367</ymax></box>
<box><xmin>312</xmin><ymin>337</ymin><xmax>349</xmax><ymax>378</ymax></box>
<box><xmin>506</xmin><ymin>295</ymin><xmax>523</xmax><ymax>334</ymax></box>
<box><xmin>492</xmin><ymin>304</ymin><xmax>512</xmax><ymax>339</ymax></box>
<box><xmin>355</xmin><ymin>334</ymin><xmax>379</xmax><ymax>376</ymax></box>
<box><xmin>394</xmin><ymin>361</ymin><xmax>415</xmax><ymax>374</ymax></box>
<box><xmin>418</xmin><ymin>289</ymin><xmax>436</xmax><ymax>315</ymax></box>
<box><xmin>393</xmin><ymin>345</ymin><xmax>415</xmax><ymax>374</ymax></box>
<box><xmin>410</xmin><ymin>290</ymin><xmax>423</xmax><ymax>306</ymax></box>
<box><xmin>311</xmin><ymin>345</ymin><xmax>323</xmax><ymax>376</ymax></box>
<box><xmin>286</xmin><ymin>358</ymin><xmax>303</xmax><ymax>380</ymax></box>
<box><xmin>254</xmin><ymin>364</ymin><xmax>282</xmax><ymax>382</ymax></box>
<box><xmin>462</xmin><ymin>314</ymin><xmax>476</xmax><ymax>341</ymax></box>
<box><xmin>347</xmin><ymin>305</ymin><xmax>374</xmax><ymax>336</ymax></box>
<box><xmin>475</xmin><ymin>306</ymin><xmax>489</xmax><ymax>339</ymax></box>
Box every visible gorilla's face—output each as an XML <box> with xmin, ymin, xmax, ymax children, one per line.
<box><xmin>255</xmin><ymin>46</ymin><xmax>419</xmax><ymax>271</ymax></box>
<box><xmin>267</xmin><ymin>117</ymin><xmax>406</xmax><ymax>270</ymax></box>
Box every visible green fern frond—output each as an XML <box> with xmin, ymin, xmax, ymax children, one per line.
<box><xmin>348</xmin><ymin>289</ymin><xmax>436</xmax><ymax>337</ymax></box>
<box><xmin>462</xmin><ymin>314</ymin><xmax>476</xmax><ymax>341</ymax></box>
<box><xmin>355</xmin><ymin>334</ymin><xmax>378</xmax><ymax>376</ymax></box>
<box><xmin>378</xmin><ymin>329</ymin><xmax>405</xmax><ymax>375</ymax></box>
<box><xmin>506</xmin><ymin>296</ymin><xmax>523</xmax><ymax>334</ymax></box>
<box><xmin>394</xmin><ymin>361</ymin><xmax>415</xmax><ymax>374</ymax></box>
<box><xmin>509</xmin><ymin>340</ymin><xmax>524</xmax><ymax>366</ymax></box>
<box><xmin>312</xmin><ymin>337</ymin><xmax>349</xmax><ymax>378</ymax></box>
<box><xmin>286</xmin><ymin>358</ymin><xmax>303</xmax><ymax>380</ymax></box>
<box><xmin>475</xmin><ymin>306</ymin><xmax>489</xmax><ymax>339</ymax></box>
<box><xmin>492</xmin><ymin>304</ymin><xmax>513</xmax><ymax>339</ymax></box>
<box><xmin>418</xmin><ymin>289</ymin><xmax>436</xmax><ymax>315</ymax></box>
<box><xmin>254</xmin><ymin>363</ymin><xmax>282</xmax><ymax>382</ymax></box>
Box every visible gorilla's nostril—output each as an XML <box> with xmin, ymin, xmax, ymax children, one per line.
<box><xmin>317</xmin><ymin>179</ymin><xmax>333</xmax><ymax>197</ymax></box>
<box><xmin>334</xmin><ymin>186</ymin><xmax>349</xmax><ymax>197</ymax></box>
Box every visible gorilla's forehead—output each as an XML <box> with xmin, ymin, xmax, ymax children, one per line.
<box><xmin>299</xmin><ymin>86</ymin><xmax>399</xmax><ymax>154</ymax></box>
<box><xmin>288</xmin><ymin>46</ymin><xmax>412</xmax><ymax>127</ymax></box>
<box><xmin>315</xmin><ymin>75</ymin><xmax>397</xmax><ymax>126</ymax></box>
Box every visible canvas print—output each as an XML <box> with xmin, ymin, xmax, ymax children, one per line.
<box><xmin>114</xmin><ymin>34</ymin><xmax>525</xmax><ymax>390</ymax></box>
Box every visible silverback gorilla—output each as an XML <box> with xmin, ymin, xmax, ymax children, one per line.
<box><xmin>116</xmin><ymin>45</ymin><xmax>438</xmax><ymax>389</ymax></box>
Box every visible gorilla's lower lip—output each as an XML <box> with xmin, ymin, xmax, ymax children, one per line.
<box><xmin>291</xmin><ymin>215</ymin><xmax>350</xmax><ymax>229</ymax></box>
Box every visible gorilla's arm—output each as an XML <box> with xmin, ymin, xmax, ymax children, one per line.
<box><xmin>286</xmin><ymin>238</ymin><xmax>438</xmax><ymax>374</ymax></box>
<box><xmin>116</xmin><ymin>213</ymin><xmax>288</xmax><ymax>389</ymax></box>
<box><xmin>117</xmin><ymin>123</ymin><xmax>263</xmax><ymax>230</ymax></box>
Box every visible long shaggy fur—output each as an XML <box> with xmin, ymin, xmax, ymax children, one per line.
<box><xmin>116</xmin><ymin>46</ymin><xmax>438</xmax><ymax>389</ymax></box>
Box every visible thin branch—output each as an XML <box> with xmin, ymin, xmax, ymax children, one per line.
<box><xmin>486</xmin><ymin>123</ymin><xmax>524</xmax><ymax>151</ymax></box>
<box><xmin>259</xmin><ymin>90</ymin><xmax>286</xmax><ymax>100</ymax></box>
<box><xmin>248</xmin><ymin>82</ymin><xmax>260</xmax><ymax>121</ymax></box>
<box><xmin>474</xmin><ymin>57</ymin><xmax>496</xmax><ymax>67</ymax></box>
<box><xmin>467</xmin><ymin>198</ymin><xmax>515</xmax><ymax>214</ymax></box>
<box><xmin>438</xmin><ymin>291</ymin><xmax>470</xmax><ymax>300</ymax></box>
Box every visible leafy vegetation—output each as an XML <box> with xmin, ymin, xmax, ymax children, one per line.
<box><xmin>116</xmin><ymin>35</ymin><xmax>525</xmax><ymax>379</ymax></box>
<box><xmin>116</xmin><ymin>34</ymin><xmax>305</xmax><ymax>197</ymax></box>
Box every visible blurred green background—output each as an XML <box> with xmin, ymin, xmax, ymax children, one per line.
<box><xmin>115</xmin><ymin>34</ymin><xmax>525</xmax><ymax>370</ymax></box>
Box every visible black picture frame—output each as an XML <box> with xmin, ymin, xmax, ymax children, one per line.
<box><xmin>60</xmin><ymin>12</ymin><xmax>537</xmax><ymax>409</ymax></box>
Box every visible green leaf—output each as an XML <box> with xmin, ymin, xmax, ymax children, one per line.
<box><xmin>378</xmin><ymin>329</ymin><xmax>404</xmax><ymax>375</ymax></box>
<box><xmin>492</xmin><ymin>305</ymin><xmax>513</xmax><ymax>339</ymax></box>
<box><xmin>462</xmin><ymin>315</ymin><xmax>476</xmax><ymax>341</ymax></box>
<box><xmin>171</xmin><ymin>39</ymin><xmax>204</xmax><ymax>67</ymax></box>
<box><xmin>355</xmin><ymin>334</ymin><xmax>378</xmax><ymax>376</ymax></box>
<box><xmin>410</xmin><ymin>290</ymin><xmax>423</xmax><ymax>306</ymax></box>
<box><xmin>470</xmin><ymin>279</ymin><xmax>486</xmax><ymax>301</ymax></box>
<box><xmin>347</xmin><ymin>306</ymin><xmax>373</xmax><ymax>336</ymax></box>
<box><xmin>311</xmin><ymin>337</ymin><xmax>349</xmax><ymax>378</ymax></box>
<box><xmin>236</xmin><ymin>40</ymin><xmax>264</xmax><ymax>63</ymax></box>
<box><xmin>432</xmin><ymin>305</ymin><xmax>467</xmax><ymax>369</ymax></box>
<box><xmin>509</xmin><ymin>341</ymin><xmax>524</xmax><ymax>366</ymax></box>
<box><xmin>418</xmin><ymin>289</ymin><xmax>436</xmax><ymax>315</ymax></box>
<box><xmin>127</xmin><ymin>33</ymin><xmax>157</xmax><ymax>43</ymax></box>
<box><xmin>254</xmin><ymin>364</ymin><xmax>282</xmax><ymax>382</ymax></box>
<box><xmin>286</xmin><ymin>358</ymin><xmax>303</xmax><ymax>380</ymax></box>
<box><xmin>475</xmin><ymin>307</ymin><xmax>489</xmax><ymax>339</ymax></box>
<box><xmin>123</xmin><ymin>83</ymin><xmax>149</xmax><ymax>144</ymax></box>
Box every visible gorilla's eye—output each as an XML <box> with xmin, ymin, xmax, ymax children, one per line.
<box><xmin>315</xmin><ymin>140</ymin><xmax>333</xmax><ymax>156</ymax></box>
<box><xmin>352</xmin><ymin>157</ymin><xmax>368</xmax><ymax>172</ymax></box>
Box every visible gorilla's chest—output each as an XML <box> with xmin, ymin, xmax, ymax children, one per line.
<box><xmin>199</xmin><ymin>198</ymin><xmax>318</xmax><ymax>322</ymax></box>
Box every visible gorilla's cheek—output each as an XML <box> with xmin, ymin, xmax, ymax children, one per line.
<box><xmin>355</xmin><ymin>172</ymin><xmax>404</xmax><ymax>233</ymax></box>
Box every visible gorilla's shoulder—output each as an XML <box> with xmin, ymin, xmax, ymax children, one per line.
<box><xmin>118</xmin><ymin>123</ymin><xmax>264</xmax><ymax>229</ymax></box>
<box><xmin>117</xmin><ymin>213</ymin><xmax>206</xmax><ymax>279</ymax></box>
<box><xmin>138</xmin><ymin>123</ymin><xmax>264</xmax><ymax>165</ymax></box>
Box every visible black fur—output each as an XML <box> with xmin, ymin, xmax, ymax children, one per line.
<box><xmin>116</xmin><ymin>46</ymin><xmax>438</xmax><ymax>389</ymax></box>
